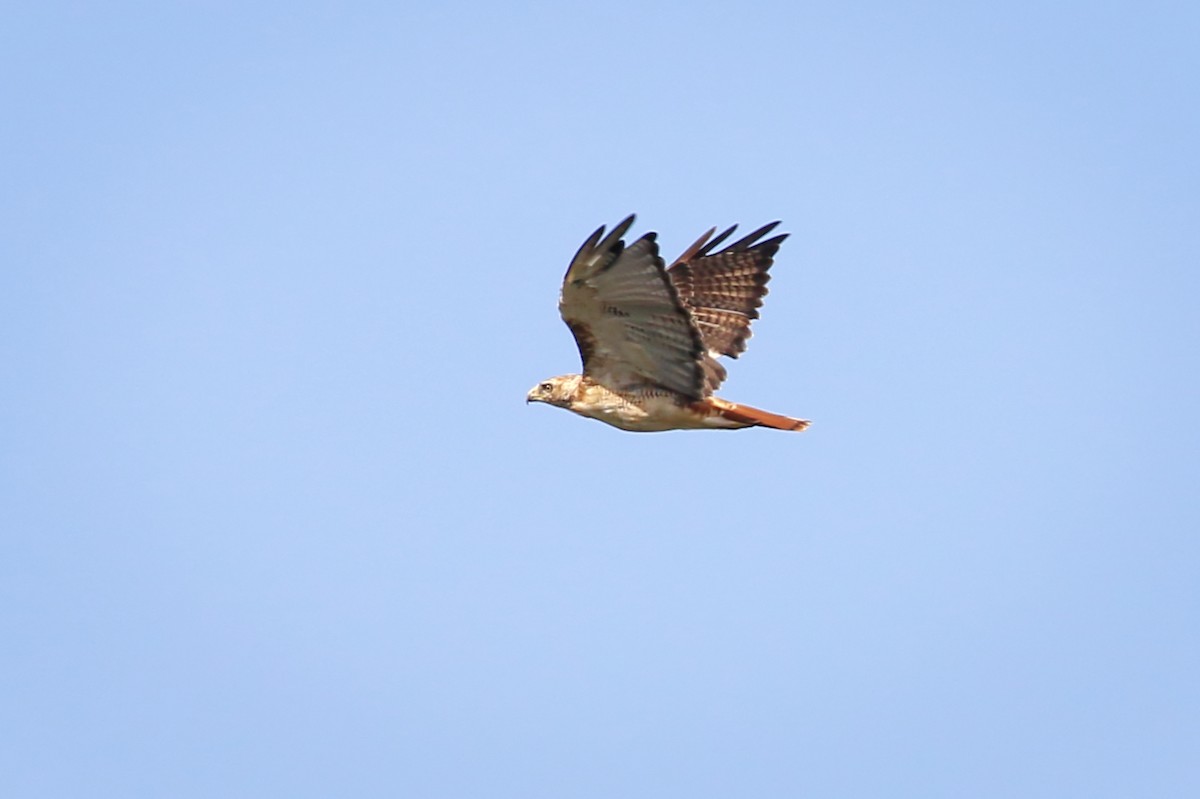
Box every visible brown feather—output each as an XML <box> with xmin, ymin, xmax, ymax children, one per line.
<box><xmin>705</xmin><ymin>397</ymin><xmax>810</xmax><ymax>432</ymax></box>
<box><xmin>668</xmin><ymin>222</ymin><xmax>788</xmax><ymax>392</ymax></box>
<box><xmin>559</xmin><ymin>216</ymin><xmax>707</xmax><ymax>399</ymax></box>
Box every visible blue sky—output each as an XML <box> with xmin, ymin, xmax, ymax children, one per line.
<box><xmin>3</xmin><ymin>2</ymin><xmax>1198</xmax><ymax>796</ymax></box>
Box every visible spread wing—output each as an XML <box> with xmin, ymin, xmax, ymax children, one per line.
<box><xmin>559</xmin><ymin>215</ymin><xmax>706</xmax><ymax>399</ymax></box>
<box><xmin>668</xmin><ymin>221</ymin><xmax>787</xmax><ymax>391</ymax></box>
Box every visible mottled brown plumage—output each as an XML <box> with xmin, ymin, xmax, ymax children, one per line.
<box><xmin>527</xmin><ymin>215</ymin><xmax>809</xmax><ymax>433</ymax></box>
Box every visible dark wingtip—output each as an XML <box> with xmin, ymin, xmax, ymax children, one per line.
<box><xmin>595</xmin><ymin>214</ymin><xmax>637</xmax><ymax>256</ymax></box>
<box><xmin>700</xmin><ymin>224</ymin><xmax>738</xmax><ymax>257</ymax></box>
<box><xmin>728</xmin><ymin>221</ymin><xmax>784</xmax><ymax>250</ymax></box>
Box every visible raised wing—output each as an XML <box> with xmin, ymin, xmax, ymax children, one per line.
<box><xmin>668</xmin><ymin>221</ymin><xmax>787</xmax><ymax>391</ymax></box>
<box><xmin>559</xmin><ymin>215</ymin><xmax>706</xmax><ymax>399</ymax></box>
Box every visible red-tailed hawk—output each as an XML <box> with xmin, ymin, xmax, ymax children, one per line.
<box><xmin>526</xmin><ymin>215</ymin><xmax>810</xmax><ymax>432</ymax></box>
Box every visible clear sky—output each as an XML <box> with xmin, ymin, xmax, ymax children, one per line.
<box><xmin>3</xmin><ymin>2</ymin><xmax>1198</xmax><ymax>796</ymax></box>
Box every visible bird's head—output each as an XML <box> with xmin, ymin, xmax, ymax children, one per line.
<box><xmin>526</xmin><ymin>375</ymin><xmax>581</xmax><ymax>408</ymax></box>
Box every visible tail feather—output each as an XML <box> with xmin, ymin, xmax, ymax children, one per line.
<box><xmin>709</xmin><ymin>397</ymin><xmax>810</xmax><ymax>431</ymax></box>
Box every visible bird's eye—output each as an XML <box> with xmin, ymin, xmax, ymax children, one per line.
<box><xmin>539</xmin><ymin>382</ymin><xmax>553</xmax><ymax>393</ymax></box>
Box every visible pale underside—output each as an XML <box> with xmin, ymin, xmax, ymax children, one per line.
<box><xmin>568</xmin><ymin>379</ymin><xmax>750</xmax><ymax>432</ymax></box>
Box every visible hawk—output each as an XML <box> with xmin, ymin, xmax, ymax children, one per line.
<box><xmin>526</xmin><ymin>215</ymin><xmax>810</xmax><ymax>432</ymax></box>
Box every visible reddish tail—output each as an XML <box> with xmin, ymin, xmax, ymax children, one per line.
<box><xmin>709</xmin><ymin>397</ymin><xmax>811</xmax><ymax>431</ymax></box>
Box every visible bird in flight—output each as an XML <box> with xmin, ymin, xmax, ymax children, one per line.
<box><xmin>527</xmin><ymin>215</ymin><xmax>810</xmax><ymax>432</ymax></box>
